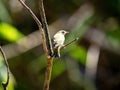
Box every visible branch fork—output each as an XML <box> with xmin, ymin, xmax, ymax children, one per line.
<box><xmin>18</xmin><ymin>0</ymin><xmax>78</xmax><ymax>90</ymax></box>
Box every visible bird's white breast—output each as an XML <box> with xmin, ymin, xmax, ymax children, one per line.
<box><xmin>53</xmin><ymin>33</ymin><xmax>65</xmax><ymax>46</ymax></box>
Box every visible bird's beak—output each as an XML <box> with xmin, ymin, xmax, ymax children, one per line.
<box><xmin>65</xmin><ymin>31</ymin><xmax>69</xmax><ymax>34</ymax></box>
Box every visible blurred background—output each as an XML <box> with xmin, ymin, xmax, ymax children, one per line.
<box><xmin>0</xmin><ymin>0</ymin><xmax>120</xmax><ymax>90</ymax></box>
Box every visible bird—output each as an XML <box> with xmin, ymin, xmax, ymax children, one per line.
<box><xmin>53</xmin><ymin>30</ymin><xmax>69</xmax><ymax>58</ymax></box>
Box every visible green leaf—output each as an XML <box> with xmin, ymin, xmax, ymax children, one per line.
<box><xmin>69</xmin><ymin>44</ymin><xmax>87</xmax><ymax>65</ymax></box>
<box><xmin>0</xmin><ymin>22</ymin><xmax>24</xmax><ymax>42</ymax></box>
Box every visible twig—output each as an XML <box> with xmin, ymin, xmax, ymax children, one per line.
<box><xmin>61</xmin><ymin>37</ymin><xmax>79</xmax><ymax>50</ymax></box>
<box><xmin>39</xmin><ymin>0</ymin><xmax>53</xmax><ymax>56</ymax></box>
<box><xmin>0</xmin><ymin>46</ymin><xmax>10</xmax><ymax>90</ymax></box>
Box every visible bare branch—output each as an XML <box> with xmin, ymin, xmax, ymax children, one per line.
<box><xmin>43</xmin><ymin>57</ymin><xmax>53</xmax><ymax>90</ymax></box>
<box><xmin>61</xmin><ymin>38</ymin><xmax>79</xmax><ymax>50</ymax></box>
<box><xmin>39</xmin><ymin>0</ymin><xmax>54</xmax><ymax>90</ymax></box>
<box><xmin>39</xmin><ymin>0</ymin><xmax>53</xmax><ymax>56</ymax></box>
<box><xmin>0</xmin><ymin>46</ymin><xmax>10</xmax><ymax>90</ymax></box>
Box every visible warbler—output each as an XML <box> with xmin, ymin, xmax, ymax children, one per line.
<box><xmin>53</xmin><ymin>30</ymin><xmax>69</xmax><ymax>58</ymax></box>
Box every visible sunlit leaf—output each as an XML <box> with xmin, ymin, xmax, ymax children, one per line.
<box><xmin>0</xmin><ymin>22</ymin><xmax>24</xmax><ymax>42</ymax></box>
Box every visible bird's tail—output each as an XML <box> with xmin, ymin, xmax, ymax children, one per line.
<box><xmin>53</xmin><ymin>46</ymin><xmax>61</xmax><ymax>58</ymax></box>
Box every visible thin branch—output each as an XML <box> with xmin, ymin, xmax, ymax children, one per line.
<box><xmin>0</xmin><ymin>46</ymin><xmax>10</xmax><ymax>90</ymax></box>
<box><xmin>39</xmin><ymin>0</ymin><xmax>54</xmax><ymax>90</ymax></box>
<box><xmin>61</xmin><ymin>37</ymin><xmax>79</xmax><ymax>50</ymax></box>
<box><xmin>43</xmin><ymin>57</ymin><xmax>53</xmax><ymax>90</ymax></box>
<box><xmin>40</xmin><ymin>29</ymin><xmax>50</xmax><ymax>57</ymax></box>
<box><xmin>39</xmin><ymin>0</ymin><xmax>53</xmax><ymax>56</ymax></box>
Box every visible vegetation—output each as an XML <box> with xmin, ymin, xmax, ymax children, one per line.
<box><xmin>0</xmin><ymin>0</ymin><xmax>120</xmax><ymax>90</ymax></box>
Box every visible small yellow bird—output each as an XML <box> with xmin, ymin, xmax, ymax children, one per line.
<box><xmin>53</xmin><ymin>30</ymin><xmax>69</xmax><ymax>58</ymax></box>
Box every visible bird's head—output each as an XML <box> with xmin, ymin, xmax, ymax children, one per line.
<box><xmin>59</xmin><ymin>30</ymin><xmax>69</xmax><ymax>35</ymax></box>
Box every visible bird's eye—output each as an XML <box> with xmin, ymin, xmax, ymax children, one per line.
<box><xmin>62</xmin><ymin>31</ymin><xmax>65</xmax><ymax>34</ymax></box>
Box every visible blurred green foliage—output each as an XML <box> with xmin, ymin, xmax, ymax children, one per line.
<box><xmin>70</xmin><ymin>44</ymin><xmax>87</xmax><ymax>64</ymax></box>
<box><xmin>0</xmin><ymin>22</ymin><xmax>24</xmax><ymax>42</ymax></box>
